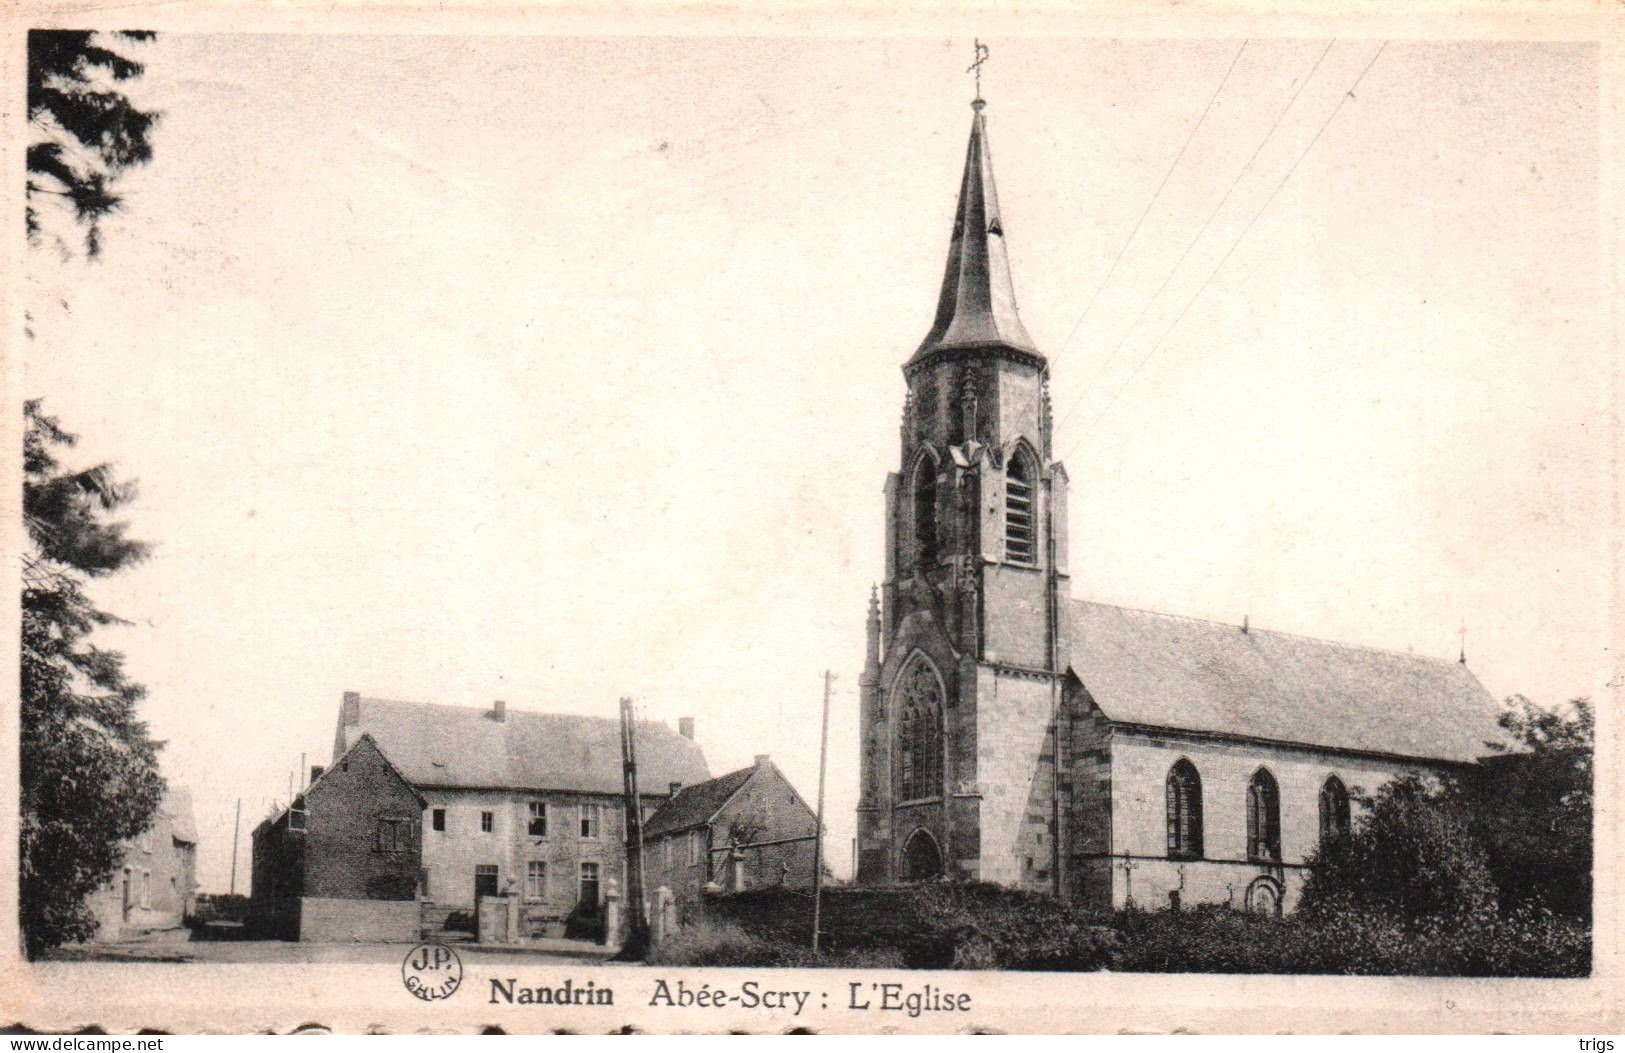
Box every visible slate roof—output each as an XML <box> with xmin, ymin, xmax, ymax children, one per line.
<box><xmin>1067</xmin><ymin>599</ymin><xmax>1507</xmax><ymax>764</ymax></box>
<box><xmin>912</xmin><ymin>101</ymin><xmax>1039</xmax><ymax>363</ymax></box>
<box><xmin>642</xmin><ymin>765</ymin><xmax>756</xmax><ymax>839</ymax></box>
<box><xmin>338</xmin><ymin>696</ymin><xmax>710</xmax><ymax>795</ymax></box>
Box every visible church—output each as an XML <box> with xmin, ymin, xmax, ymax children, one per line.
<box><xmin>853</xmin><ymin>93</ymin><xmax>1505</xmax><ymax>915</ymax></box>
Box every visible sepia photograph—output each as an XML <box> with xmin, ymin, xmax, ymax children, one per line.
<box><xmin>2</xmin><ymin>5</ymin><xmax>1617</xmax><ymax>1035</ymax></box>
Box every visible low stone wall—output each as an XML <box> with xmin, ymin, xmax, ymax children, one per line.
<box><xmin>298</xmin><ymin>897</ymin><xmax>418</xmax><ymax>943</ymax></box>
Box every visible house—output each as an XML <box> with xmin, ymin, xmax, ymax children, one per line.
<box><xmin>86</xmin><ymin>786</ymin><xmax>199</xmax><ymax>941</ymax></box>
<box><xmin>333</xmin><ymin>692</ymin><xmax>709</xmax><ymax>940</ymax></box>
<box><xmin>643</xmin><ymin>754</ymin><xmax>819</xmax><ymax>924</ymax></box>
<box><xmin>853</xmin><ymin>93</ymin><xmax>1507</xmax><ymax>914</ymax></box>
<box><xmin>249</xmin><ymin>733</ymin><xmax>426</xmax><ymax>942</ymax></box>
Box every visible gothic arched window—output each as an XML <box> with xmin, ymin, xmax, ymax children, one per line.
<box><xmin>896</xmin><ymin>658</ymin><xmax>944</xmax><ymax>801</ymax></box>
<box><xmin>913</xmin><ymin>453</ymin><xmax>939</xmax><ymax>565</ymax></box>
<box><xmin>1166</xmin><ymin>760</ymin><xmax>1203</xmax><ymax>859</ymax></box>
<box><xmin>1319</xmin><ymin>775</ymin><xmax>1351</xmax><ymax>843</ymax></box>
<box><xmin>1005</xmin><ymin>451</ymin><xmax>1036</xmax><ymax>564</ymax></box>
<box><xmin>1247</xmin><ymin>768</ymin><xmax>1281</xmax><ymax>862</ymax></box>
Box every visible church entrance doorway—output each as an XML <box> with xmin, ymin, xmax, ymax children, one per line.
<box><xmin>902</xmin><ymin>829</ymin><xmax>942</xmax><ymax>881</ymax></box>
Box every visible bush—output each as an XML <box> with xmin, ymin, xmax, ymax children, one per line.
<box><xmin>1299</xmin><ymin>773</ymin><xmax>1497</xmax><ymax>924</ymax></box>
<box><xmin>696</xmin><ymin>882</ymin><xmax>1116</xmax><ymax>970</ymax></box>
<box><xmin>646</xmin><ymin>920</ymin><xmax>903</xmax><ymax>969</ymax></box>
<box><xmin>1106</xmin><ymin>903</ymin><xmax>1589</xmax><ymax>977</ymax></box>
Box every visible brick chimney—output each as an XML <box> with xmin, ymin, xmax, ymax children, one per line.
<box><xmin>493</xmin><ymin>699</ymin><xmax>507</xmax><ymax>723</ymax></box>
<box><xmin>678</xmin><ymin>717</ymin><xmax>695</xmax><ymax>740</ymax></box>
<box><xmin>310</xmin><ymin>765</ymin><xmax>325</xmax><ymax>784</ymax></box>
<box><xmin>341</xmin><ymin>690</ymin><xmax>360</xmax><ymax>727</ymax></box>
<box><xmin>754</xmin><ymin>754</ymin><xmax>770</xmax><ymax>769</ymax></box>
<box><xmin>669</xmin><ymin>781</ymin><xmax>683</xmax><ymax>796</ymax></box>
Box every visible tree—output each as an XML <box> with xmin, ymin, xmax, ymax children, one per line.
<box><xmin>27</xmin><ymin>30</ymin><xmax>159</xmax><ymax>259</ymax></box>
<box><xmin>1298</xmin><ymin>773</ymin><xmax>1496</xmax><ymax>925</ymax></box>
<box><xmin>21</xmin><ymin>400</ymin><xmax>164</xmax><ymax>957</ymax></box>
<box><xmin>1463</xmin><ymin>695</ymin><xmax>1593</xmax><ymax>917</ymax></box>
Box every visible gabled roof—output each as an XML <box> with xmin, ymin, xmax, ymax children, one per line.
<box><xmin>1068</xmin><ymin>599</ymin><xmax>1508</xmax><ymax>764</ymax></box>
<box><xmin>338</xmin><ymin>696</ymin><xmax>710</xmax><ymax>796</ymax></box>
<box><xmin>911</xmin><ymin>100</ymin><xmax>1039</xmax><ymax>364</ymax></box>
<box><xmin>642</xmin><ymin>765</ymin><xmax>756</xmax><ymax>839</ymax></box>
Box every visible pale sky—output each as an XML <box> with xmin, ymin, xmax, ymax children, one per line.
<box><xmin>22</xmin><ymin>33</ymin><xmax>1606</xmax><ymax>893</ymax></box>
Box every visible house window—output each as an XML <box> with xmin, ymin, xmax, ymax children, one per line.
<box><xmin>896</xmin><ymin>657</ymin><xmax>944</xmax><ymax>802</ymax></box>
<box><xmin>912</xmin><ymin>453</ymin><xmax>938</xmax><ymax>564</ymax></box>
<box><xmin>376</xmin><ymin>817</ymin><xmax>411</xmax><ymax>853</ymax></box>
<box><xmin>527</xmin><ymin>801</ymin><xmax>546</xmax><ymax>837</ymax></box>
<box><xmin>580</xmin><ymin>803</ymin><xmax>602</xmax><ymax>839</ymax></box>
<box><xmin>140</xmin><ymin>870</ymin><xmax>151</xmax><ymax>908</ymax></box>
<box><xmin>1247</xmin><ymin>768</ymin><xmax>1282</xmax><ymax>862</ymax></box>
<box><xmin>688</xmin><ymin>831</ymin><xmax>701</xmax><ymax>866</ymax></box>
<box><xmin>579</xmin><ymin>862</ymin><xmax>601</xmax><ymax>915</ymax></box>
<box><xmin>1319</xmin><ymin>775</ymin><xmax>1351</xmax><ymax>843</ymax></box>
<box><xmin>662</xmin><ymin>838</ymin><xmax>672</xmax><ymax>869</ymax></box>
<box><xmin>1004</xmin><ymin>452</ymin><xmax>1036</xmax><ymax>564</ymax></box>
<box><xmin>419</xmin><ymin>868</ymin><xmax>432</xmax><ymax>899</ymax></box>
<box><xmin>431</xmin><ymin>808</ymin><xmax>445</xmax><ymax>832</ymax></box>
<box><xmin>1165</xmin><ymin>759</ymin><xmax>1204</xmax><ymax>859</ymax></box>
<box><xmin>289</xmin><ymin>799</ymin><xmax>308</xmax><ymax>832</ymax></box>
<box><xmin>139</xmin><ymin>828</ymin><xmax>154</xmax><ymax>854</ymax></box>
<box><xmin>526</xmin><ymin>861</ymin><xmax>547</xmax><ymax>899</ymax></box>
<box><xmin>481</xmin><ymin>810</ymin><xmax>494</xmax><ymax>833</ymax></box>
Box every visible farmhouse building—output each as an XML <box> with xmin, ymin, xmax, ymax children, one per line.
<box><xmin>334</xmin><ymin>692</ymin><xmax>708</xmax><ymax>940</ymax></box>
<box><xmin>249</xmin><ymin>732</ymin><xmax>426</xmax><ymax>942</ymax></box>
<box><xmin>87</xmin><ymin>786</ymin><xmax>199</xmax><ymax>941</ymax></box>
<box><xmin>643</xmin><ymin>754</ymin><xmax>819</xmax><ymax>924</ymax></box>
<box><xmin>854</xmin><ymin>95</ymin><xmax>1506</xmax><ymax>914</ymax></box>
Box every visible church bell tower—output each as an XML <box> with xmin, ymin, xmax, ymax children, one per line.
<box><xmin>856</xmin><ymin>93</ymin><xmax>1071</xmax><ymax>889</ymax></box>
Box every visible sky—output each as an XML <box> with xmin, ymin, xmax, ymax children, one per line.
<box><xmin>21</xmin><ymin>32</ymin><xmax>1607</xmax><ymax>893</ymax></box>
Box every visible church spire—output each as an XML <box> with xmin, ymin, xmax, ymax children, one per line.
<box><xmin>912</xmin><ymin>97</ymin><xmax>1040</xmax><ymax>364</ymax></box>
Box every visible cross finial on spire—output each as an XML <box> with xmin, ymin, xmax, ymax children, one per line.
<box><xmin>968</xmin><ymin>39</ymin><xmax>990</xmax><ymax>106</ymax></box>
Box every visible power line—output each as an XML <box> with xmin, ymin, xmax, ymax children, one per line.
<box><xmin>1054</xmin><ymin>39</ymin><xmax>1337</xmax><ymax>441</ymax></box>
<box><xmin>1059</xmin><ymin>40</ymin><xmax>1389</xmax><ymax>463</ymax></box>
<box><xmin>1014</xmin><ymin>40</ymin><xmax>1250</xmax><ymax>451</ymax></box>
<box><xmin>1055</xmin><ymin>39</ymin><xmax>1250</xmax><ymax>361</ymax></box>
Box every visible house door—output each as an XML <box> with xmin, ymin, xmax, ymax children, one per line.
<box><xmin>578</xmin><ymin>863</ymin><xmax>601</xmax><ymax>917</ymax></box>
<box><xmin>474</xmin><ymin>865</ymin><xmax>499</xmax><ymax>901</ymax></box>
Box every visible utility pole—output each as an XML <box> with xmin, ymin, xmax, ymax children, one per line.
<box><xmin>811</xmin><ymin>670</ymin><xmax>833</xmax><ymax>955</ymax></box>
<box><xmin>619</xmin><ymin>697</ymin><xmax>650</xmax><ymax>955</ymax></box>
<box><xmin>228</xmin><ymin>797</ymin><xmax>242</xmax><ymax>896</ymax></box>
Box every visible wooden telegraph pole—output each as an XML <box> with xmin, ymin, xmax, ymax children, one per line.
<box><xmin>811</xmin><ymin>670</ymin><xmax>833</xmax><ymax>955</ymax></box>
<box><xmin>619</xmin><ymin>697</ymin><xmax>650</xmax><ymax>955</ymax></box>
<box><xmin>229</xmin><ymin>797</ymin><xmax>242</xmax><ymax>895</ymax></box>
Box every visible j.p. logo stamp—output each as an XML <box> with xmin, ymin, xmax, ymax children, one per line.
<box><xmin>402</xmin><ymin>943</ymin><xmax>463</xmax><ymax>1002</ymax></box>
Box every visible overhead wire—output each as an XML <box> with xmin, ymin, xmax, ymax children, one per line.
<box><xmin>1009</xmin><ymin>39</ymin><xmax>1250</xmax><ymax>449</ymax></box>
<box><xmin>1053</xmin><ymin>38</ymin><xmax>1338</xmax><ymax>441</ymax></box>
<box><xmin>1058</xmin><ymin>40</ymin><xmax>1390</xmax><ymax>464</ymax></box>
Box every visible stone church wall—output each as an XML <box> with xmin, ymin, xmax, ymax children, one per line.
<box><xmin>973</xmin><ymin>665</ymin><xmax>1061</xmax><ymax>891</ymax></box>
<box><xmin>1105</xmin><ymin>731</ymin><xmax>1444</xmax><ymax>912</ymax></box>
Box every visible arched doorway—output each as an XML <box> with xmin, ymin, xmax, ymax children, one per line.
<box><xmin>902</xmin><ymin>829</ymin><xmax>943</xmax><ymax>881</ymax></box>
<box><xmin>1245</xmin><ymin>875</ymin><xmax>1283</xmax><ymax>917</ymax></box>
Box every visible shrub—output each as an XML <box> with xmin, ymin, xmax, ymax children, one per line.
<box><xmin>645</xmin><ymin>919</ymin><xmax>903</xmax><ymax>969</ymax></box>
<box><xmin>1105</xmin><ymin>903</ymin><xmax>1589</xmax><ymax>977</ymax></box>
<box><xmin>1299</xmin><ymin>773</ymin><xmax>1496</xmax><ymax>924</ymax></box>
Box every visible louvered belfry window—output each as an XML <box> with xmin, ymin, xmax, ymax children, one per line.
<box><xmin>896</xmin><ymin>658</ymin><xmax>944</xmax><ymax>801</ymax></box>
<box><xmin>1165</xmin><ymin>760</ymin><xmax>1203</xmax><ymax>859</ymax></box>
<box><xmin>1247</xmin><ymin>769</ymin><xmax>1282</xmax><ymax>862</ymax></box>
<box><xmin>1005</xmin><ymin>454</ymin><xmax>1036</xmax><ymax>564</ymax></box>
